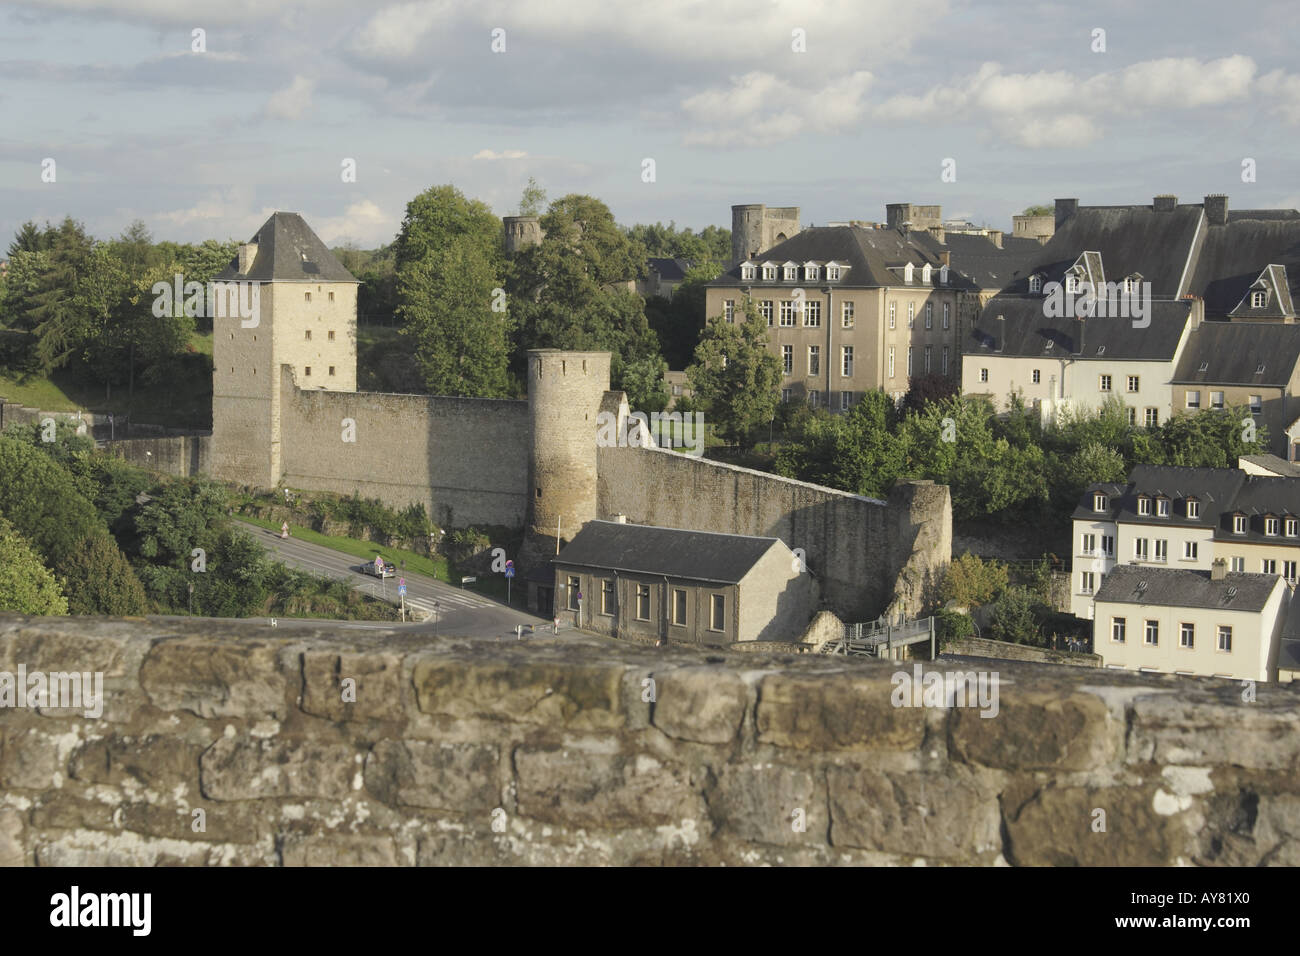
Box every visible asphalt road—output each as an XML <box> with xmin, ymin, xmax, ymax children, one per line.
<box><xmin>236</xmin><ymin>520</ymin><xmax>549</xmax><ymax>639</ymax></box>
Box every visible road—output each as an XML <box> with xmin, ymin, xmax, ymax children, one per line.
<box><xmin>236</xmin><ymin>520</ymin><xmax>549</xmax><ymax>640</ymax></box>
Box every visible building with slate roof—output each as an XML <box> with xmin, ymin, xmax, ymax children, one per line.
<box><xmin>966</xmin><ymin>194</ymin><xmax>1300</xmax><ymax>456</ymax></box>
<box><xmin>1091</xmin><ymin>563</ymin><xmax>1287</xmax><ymax>681</ymax></box>
<box><xmin>553</xmin><ymin>519</ymin><xmax>814</xmax><ymax>644</ymax></box>
<box><xmin>639</xmin><ymin>257</ymin><xmax>694</xmax><ymax>301</ymax></box>
<box><xmin>705</xmin><ymin>202</ymin><xmax>1035</xmax><ymax>408</ymax></box>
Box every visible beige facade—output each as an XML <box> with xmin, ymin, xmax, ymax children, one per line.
<box><xmin>704</xmin><ymin>284</ymin><xmax>961</xmax><ymax>408</ymax></box>
<box><xmin>1171</xmin><ymin>378</ymin><xmax>1300</xmax><ymax>455</ymax></box>
<box><xmin>1094</xmin><ymin>581</ymin><xmax>1286</xmax><ymax>681</ymax></box>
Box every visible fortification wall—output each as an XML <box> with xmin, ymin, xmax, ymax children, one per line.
<box><xmin>101</xmin><ymin>435</ymin><xmax>212</xmax><ymax>478</ymax></box>
<box><xmin>596</xmin><ymin>444</ymin><xmax>950</xmax><ymax>621</ymax></box>
<box><xmin>2</xmin><ymin>614</ymin><xmax>1296</xmax><ymax>867</ymax></box>
<box><xmin>277</xmin><ymin>373</ymin><xmax>528</xmax><ymax>528</ymax></box>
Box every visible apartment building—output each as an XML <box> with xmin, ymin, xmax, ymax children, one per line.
<box><xmin>1092</xmin><ymin>563</ymin><xmax>1287</xmax><ymax>682</ymax></box>
<box><xmin>705</xmin><ymin>204</ymin><xmax>1036</xmax><ymax>409</ymax></box>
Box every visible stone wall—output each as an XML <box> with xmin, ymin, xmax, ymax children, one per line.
<box><xmin>946</xmin><ymin>636</ymin><xmax>1101</xmax><ymax>668</ymax></box>
<box><xmin>278</xmin><ymin>374</ymin><xmax>529</xmax><ymax>528</ymax></box>
<box><xmin>597</xmin><ymin>444</ymin><xmax>950</xmax><ymax>621</ymax></box>
<box><xmin>1</xmin><ymin>614</ymin><xmax>1297</xmax><ymax>867</ymax></box>
<box><xmin>101</xmin><ymin>435</ymin><xmax>212</xmax><ymax>478</ymax></box>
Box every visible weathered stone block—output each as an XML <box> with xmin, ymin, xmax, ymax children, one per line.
<box><xmin>1129</xmin><ymin>696</ymin><xmax>1300</xmax><ymax>770</ymax></box>
<box><xmin>412</xmin><ymin>657</ymin><xmax>627</xmax><ymax>729</ymax></box>
<box><xmin>710</xmin><ymin>764</ymin><xmax>818</xmax><ymax>846</ymax></box>
<box><xmin>301</xmin><ymin>650</ymin><xmax>406</xmax><ymax>722</ymax></box>
<box><xmin>0</xmin><ymin>728</ymin><xmax>68</xmax><ymax>790</ymax></box>
<box><xmin>828</xmin><ymin>766</ymin><xmax>1001</xmax><ymax>860</ymax></box>
<box><xmin>199</xmin><ymin>737</ymin><xmax>356</xmax><ymax>800</ymax></box>
<box><xmin>515</xmin><ymin>745</ymin><xmax>706</xmax><ymax>828</ymax></box>
<box><xmin>652</xmin><ymin>667</ymin><xmax>748</xmax><ymax>744</ymax></box>
<box><xmin>364</xmin><ymin>740</ymin><xmax>500</xmax><ymax>812</ymax></box>
<box><xmin>0</xmin><ymin>808</ymin><xmax>26</xmax><ymax>866</ymax></box>
<box><xmin>70</xmin><ymin>733</ymin><xmax>205</xmax><ymax>788</ymax></box>
<box><xmin>950</xmin><ymin>691</ymin><xmax>1114</xmax><ymax>771</ymax></box>
<box><xmin>756</xmin><ymin>674</ymin><xmax>926</xmax><ymax>751</ymax></box>
<box><xmin>29</xmin><ymin>793</ymin><xmax>118</xmax><ymax>831</ymax></box>
<box><xmin>121</xmin><ymin>802</ymin><xmax>262</xmax><ymax>844</ymax></box>
<box><xmin>141</xmin><ymin>639</ymin><xmax>286</xmax><ymax>719</ymax></box>
<box><xmin>280</xmin><ymin>835</ymin><xmax>398</xmax><ymax>866</ymax></box>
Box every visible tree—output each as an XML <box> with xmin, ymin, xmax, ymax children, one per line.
<box><xmin>988</xmin><ymin>585</ymin><xmax>1041</xmax><ymax>645</ymax></box>
<box><xmin>647</xmin><ymin>261</ymin><xmax>722</xmax><ymax>370</ymax></box>
<box><xmin>0</xmin><ymin>436</ymin><xmax>104</xmax><ymax>565</ymax></box>
<box><xmin>686</xmin><ymin>302</ymin><xmax>781</xmax><ymax>447</ymax></box>
<box><xmin>619</xmin><ymin>353</ymin><xmax>669</xmax><ymax>413</ymax></box>
<box><xmin>0</xmin><ymin>515</ymin><xmax>68</xmax><ymax>615</ymax></box>
<box><xmin>393</xmin><ymin>185</ymin><xmax>511</xmax><ymax>397</ymax></box>
<box><xmin>940</xmin><ymin>552</ymin><xmax>1008</xmax><ymax>607</ymax></box>
<box><xmin>60</xmin><ymin>531</ymin><xmax>150</xmax><ymax>616</ymax></box>
<box><xmin>1021</xmin><ymin>205</ymin><xmax>1053</xmax><ymax>216</ymax></box>
<box><xmin>23</xmin><ymin>218</ymin><xmax>96</xmax><ymax>374</ymax></box>
<box><xmin>823</xmin><ymin>390</ymin><xmax>905</xmax><ymax>497</ymax></box>
<box><xmin>900</xmin><ymin>371</ymin><xmax>958</xmax><ymax>415</ymax></box>
<box><xmin>518</xmin><ymin>177</ymin><xmax>546</xmax><ymax>217</ymax></box>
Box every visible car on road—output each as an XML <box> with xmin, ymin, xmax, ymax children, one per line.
<box><xmin>361</xmin><ymin>559</ymin><xmax>395</xmax><ymax>579</ymax></box>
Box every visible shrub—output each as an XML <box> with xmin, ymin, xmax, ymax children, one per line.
<box><xmin>987</xmin><ymin>586</ymin><xmax>1041</xmax><ymax>645</ymax></box>
<box><xmin>941</xmin><ymin>552</ymin><xmax>1008</xmax><ymax>608</ymax></box>
<box><xmin>60</xmin><ymin>532</ymin><xmax>151</xmax><ymax>616</ymax></box>
<box><xmin>935</xmin><ymin>608</ymin><xmax>975</xmax><ymax>650</ymax></box>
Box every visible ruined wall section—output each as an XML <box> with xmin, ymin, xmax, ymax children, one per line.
<box><xmin>278</xmin><ymin>370</ymin><xmax>529</xmax><ymax>528</ymax></box>
<box><xmin>2</xmin><ymin>615</ymin><xmax>1296</xmax><ymax>867</ymax></box>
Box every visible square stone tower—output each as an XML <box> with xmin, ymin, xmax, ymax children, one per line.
<box><xmin>210</xmin><ymin>212</ymin><xmax>360</xmax><ymax>488</ymax></box>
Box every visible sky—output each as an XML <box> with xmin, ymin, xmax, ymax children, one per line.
<box><xmin>2</xmin><ymin>0</ymin><xmax>1299</xmax><ymax>250</ymax></box>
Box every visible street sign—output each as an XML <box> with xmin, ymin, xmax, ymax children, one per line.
<box><xmin>461</xmin><ymin>576</ymin><xmax>476</xmax><ymax>585</ymax></box>
<box><xmin>504</xmin><ymin>567</ymin><xmax>515</xmax><ymax>578</ymax></box>
<box><xmin>398</xmin><ymin>584</ymin><xmax>407</xmax><ymax>596</ymax></box>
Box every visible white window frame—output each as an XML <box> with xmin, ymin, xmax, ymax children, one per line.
<box><xmin>842</xmin><ymin>346</ymin><xmax>854</xmax><ymax>378</ymax></box>
<box><xmin>1144</xmin><ymin>620</ymin><xmax>1159</xmax><ymax>646</ymax></box>
<box><xmin>782</xmin><ymin>345</ymin><xmax>793</xmax><ymax>375</ymax></box>
<box><xmin>1099</xmin><ymin>374</ymin><xmax>1112</xmax><ymax>392</ymax></box>
<box><xmin>1111</xmin><ymin>617</ymin><xmax>1126</xmax><ymax>644</ymax></box>
<box><xmin>842</xmin><ymin>300</ymin><xmax>854</xmax><ymax>327</ymax></box>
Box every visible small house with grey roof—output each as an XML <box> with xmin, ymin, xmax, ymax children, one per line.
<box><xmin>552</xmin><ymin>519</ymin><xmax>815</xmax><ymax>645</ymax></box>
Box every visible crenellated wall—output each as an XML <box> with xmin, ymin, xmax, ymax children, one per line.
<box><xmin>1</xmin><ymin>615</ymin><xmax>1297</xmax><ymax>866</ymax></box>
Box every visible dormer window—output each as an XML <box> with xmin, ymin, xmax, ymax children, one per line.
<box><xmin>1287</xmin><ymin>517</ymin><xmax>1298</xmax><ymax>537</ymax></box>
<box><xmin>1124</xmin><ymin>277</ymin><xmax>1137</xmax><ymax>294</ymax></box>
<box><xmin>783</xmin><ymin>263</ymin><xmax>798</xmax><ymax>281</ymax></box>
<box><xmin>1266</xmin><ymin>516</ymin><xmax>1280</xmax><ymax>536</ymax></box>
<box><xmin>762</xmin><ymin>264</ymin><xmax>776</xmax><ymax>281</ymax></box>
<box><xmin>1029</xmin><ymin>275</ymin><xmax>1042</xmax><ymax>294</ymax></box>
<box><xmin>921</xmin><ymin>263</ymin><xmax>932</xmax><ymax>284</ymax></box>
<box><xmin>1252</xmin><ymin>291</ymin><xmax>1266</xmax><ymax>308</ymax></box>
<box><xmin>826</xmin><ymin>264</ymin><xmax>840</xmax><ymax>281</ymax></box>
<box><xmin>805</xmin><ymin>263</ymin><xmax>819</xmax><ymax>281</ymax></box>
<box><xmin>740</xmin><ymin>263</ymin><xmax>756</xmax><ymax>280</ymax></box>
<box><xmin>1065</xmin><ymin>274</ymin><xmax>1080</xmax><ymax>293</ymax></box>
<box><xmin>1093</xmin><ymin>493</ymin><xmax>1108</xmax><ymax>512</ymax></box>
<box><xmin>904</xmin><ymin>262</ymin><xmax>914</xmax><ymax>284</ymax></box>
<box><xmin>1137</xmin><ymin>495</ymin><xmax>1151</xmax><ymax>516</ymax></box>
<box><xmin>1156</xmin><ymin>497</ymin><xmax>1170</xmax><ymax>517</ymax></box>
<box><xmin>1233</xmin><ymin>514</ymin><xmax>1247</xmax><ymax>535</ymax></box>
<box><xmin>1186</xmin><ymin>498</ymin><xmax>1199</xmax><ymax>519</ymax></box>
<box><xmin>939</xmin><ymin>264</ymin><xmax>949</xmax><ymax>285</ymax></box>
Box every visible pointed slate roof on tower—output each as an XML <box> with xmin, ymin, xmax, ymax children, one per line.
<box><xmin>215</xmin><ymin>212</ymin><xmax>358</xmax><ymax>283</ymax></box>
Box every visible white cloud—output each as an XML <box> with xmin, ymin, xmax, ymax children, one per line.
<box><xmin>264</xmin><ymin>75</ymin><xmax>315</xmax><ymax>120</ymax></box>
<box><xmin>350</xmin><ymin>0</ymin><xmax>455</xmax><ymax>60</ymax></box>
<box><xmin>472</xmin><ymin>149</ymin><xmax>528</xmax><ymax>160</ymax></box>
<box><xmin>1256</xmin><ymin>69</ymin><xmax>1300</xmax><ymax>124</ymax></box>
<box><xmin>154</xmin><ymin>188</ymin><xmax>277</xmax><ymax>238</ymax></box>
<box><xmin>314</xmin><ymin>200</ymin><xmax>394</xmax><ymax>246</ymax></box>
<box><xmin>681</xmin><ymin>70</ymin><xmax>873</xmax><ymax>146</ymax></box>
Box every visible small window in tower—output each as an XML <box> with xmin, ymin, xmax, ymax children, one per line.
<box><xmin>536</xmin><ymin>487</ymin><xmax>542</xmax><ymax>498</ymax></box>
<box><xmin>305</xmin><ymin>330</ymin><xmax>312</xmax><ymax>341</ymax></box>
<box><xmin>305</xmin><ymin>366</ymin><xmax>311</xmax><ymax>376</ymax></box>
<box><xmin>329</xmin><ymin>366</ymin><xmax>336</xmax><ymax>376</ymax></box>
<box><xmin>328</xmin><ymin>292</ymin><xmax>335</xmax><ymax>302</ymax></box>
<box><xmin>328</xmin><ymin>331</ymin><xmax>335</xmax><ymax>341</ymax></box>
<box><xmin>305</xmin><ymin>292</ymin><xmax>311</xmax><ymax>302</ymax></box>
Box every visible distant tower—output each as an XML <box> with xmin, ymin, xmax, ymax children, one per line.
<box><xmin>518</xmin><ymin>349</ymin><xmax>611</xmax><ymax>610</ymax></box>
<box><xmin>210</xmin><ymin>212</ymin><xmax>359</xmax><ymax>488</ymax></box>
<box><xmin>503</xmin><ymin>215</ymin><xmax>544</xmax><ymax>256</ymax></box>
<box><xmin>731</xmin><ymin>204</ymin><xmax>801</xmax><ymax>265</ymax></box>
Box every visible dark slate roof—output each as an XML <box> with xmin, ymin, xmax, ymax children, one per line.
<box><xmin>1094</xmin><ymin>564</ymin><xmax>1280</xmax><ymax>612</ymax></box>
<box><xmin>553</xmin><ymin>520</ymin><xmax>782</xmax><ymax>584</ymax></box>
<box><xmin>1074</xmin><ymin>466</ymin><xmax>1246</xmax><ymax>525</ymax></box>
<box><xmin>648</xmin><ymin>257</ymin><xmax>693</xmax><ymax>281</ymax></box>
<box><xmin>1278</xmin><ymin>638</ymin><xmax>1300</xmax><ymax>671</ymax></box>
<box><xmin>1171</xmin><ymin>321</ymin><xmax>1300</xmax><ymax>387</ymax></box>
<box><xmin>1184</xmin><ymin>217</ymin><xmax>1300</xmax><ymax>317</ymax></box>
<box><xmin>215</xmin><ymin>212</ymin><xmax>358</xmax><ymax>283</ymax></box>
<box><xmin>1225</xmin><ymin>264</ymin><xmax>1295</xmax><ymax>319</ymax></box>
<box><xmin>1240</xmin><ymin>454</ymin><xmax>1300</xmax><ymax>478</ymax></box>
<box><xmin>964</xmin><ymin>297</ymin><xmax>1192</xmax><ymax>359</ymax></box>
<box><xmin>1008</xmin><ymin>205</ymin><xmax>1204</xmax><ymax>297</ymax></box>
<box><xmin>912</xmin><ymin>232</ymin><xmax>1041</xmax><ymax>290</ymax></box>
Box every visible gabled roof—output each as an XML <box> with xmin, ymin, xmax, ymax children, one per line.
<box><xmin>553</xmin><ymin>520</ymin><xmax>787</xmax><ymax>585</ymax></box>
<box><xmin>1172</xmin><ymin>321</ymin><xmax>1300</xmax><ymax>387</ymax></box>
<box><xmin>1187</xmin><ymin>216</ymin><xmax>1300</xmax><ymax>317</ymax></box>
<box><xmin>1094</xmin><ymin>564</ymin><xmax>1280</xmax><ymax>613</ymax></box>
<box><xmin>1227</xmin><ymin>264</ymin><xmax>1295</xmax><ymax>318</ymax></box>
<box><xmin>215</xmin><ymin>212</ymin><xmax>358</xmax><ymax>284</ymax></box>
<box><xmin>1239</xmin><ymin>454</ymin><xmax>1300</xmax><ymax>478</ymax></box>
<box><xmin>649</xmin><ymin>257</ymin><xmax>693</xmax><ymax>281</ymax></box>
<box><xmin>911</xmin><ymin>232</ymin><xmax>1040</xmax><ymax>290</ymax></box>
<box><xmin>963</xmin><ymin>297</ymin><xmax>1192</xmax><ymax>360</ymax></box>
<box><xmin>1004</xmin><ymin>205</ymin><xmax>1204</xmax><ymax>297</ymax></box>
<box><xmin>1074</xmin><ymin>465</ymin><xmax>1246</xmax><ymax>525</ymax></box>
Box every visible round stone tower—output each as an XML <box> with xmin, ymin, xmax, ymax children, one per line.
<box><xmin>518</xmin><ymin>349</ymin><xmax>612</xmax><ymax>611</ymax></box>
<box><xmin>731</xmin><ymin>204</ymin><xmax>767</xmax><ymax>266</ymax></box>
<box><xmin>503</xmin><ymin>215</ymin><xmax>544</xmax><ymax>256</ymax></box>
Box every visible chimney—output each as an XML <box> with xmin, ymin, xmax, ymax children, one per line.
<box><xmin>1204</xmin><ymin>194</ymin><xmax>1229</xmax><ymax>226</ymax></box>
<box><xmin>610</xmin><ymin>513</ymin><xmax>628</xmax><ymax>524</ymax></box>
<box><xmin>237</xmin><ymin>242</ymin><xmax>258</xmax><ymax>274</ymax></box>
<box><xmin>939</xmin><ymin>251</ymin><xmax>951</xmax><ymax>267</ymax></box>
<box><xmin>995</xmin><ymin>313</ymin><xmax>1004</xmax><ymax>352</ymax></box>
<box><xmin>928</xmin><ymin>224</ymin><xmax>945</xmax><ymax>244</ymax></box>
<box><xmin>988</xmin><ymin>229</ymin><xmax>1003</xmax><ymax>249</ymax></box>
<box><xmin>1055</xmin><ymin>198</ymin><xmax>1078</xmax><ymax>228</ymax></box>
<box><xmin>1211</xmin><ymin>558</ymin><xmax>1228</xmax><ymax>581</ymax></box>
<box><xmin>1153</xmin><ymin>194</ymin><xmax>1178</xmax><ymax>212</ymax></box>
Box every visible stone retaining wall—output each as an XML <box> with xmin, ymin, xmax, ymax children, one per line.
<box><xmin>0</xmin><ymin>614</ymin><xmax>1296</xmax><ymax>866</ymax></box>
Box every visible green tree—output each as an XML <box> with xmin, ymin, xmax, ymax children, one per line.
<box><xmin>619</xmin><ymin>353</ymin><xmax>669</xmax><ymax>413</ymax></box>
<box><xmin>24</xmin><ymin>218</ymin><xmax>96</xmax><ymax>374</ymax></box>
<box><xmin>0</xmin><ymin>436</ymin><xmax>104</xmax><ymax>565</ymax></box>
<box><xmin>518</xmin><ymin>177</ymin><xmax>546</xmax><ymax>217</ymax></box>
<box><xmin>686</xmin><ymin>303</ymin><xmax>781</xmax><ymax>447</ymax></box>
<box><xmin>394</xmin><ymin>185</ymin><xmax>511</xmax><ymax>397</ymax></box>
<box><xmin>988</xmin><ymin>585</ymin><xmax>1041</xmax><ymax>645</ymax></box>
<box><xmin>60</xmin><ymin>531</ymin><xmax>150</xmax><ymax>616</ymax></box>
<box><xmin>0</xmin><ymin>515</ymin><xmax>69</xmax><ymax>615</ymax></box>
<box><xmin>1021</xmin><ymin>205</ymin><xmax>1053</xmax><ymax>216</ymax></box>
<box><xmin>940</xmin><ymin>552</ymin><xmax>1008</xmax><ymax>607</ymax></box>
